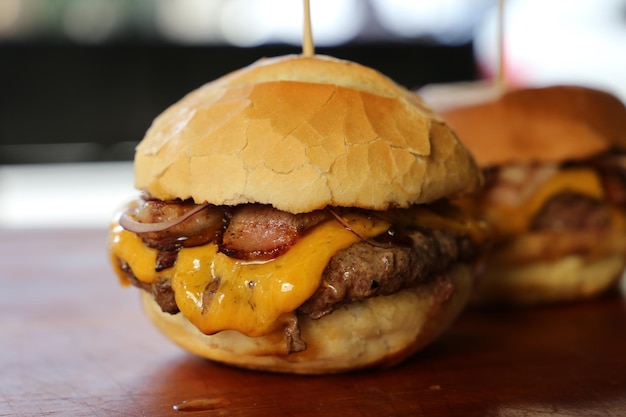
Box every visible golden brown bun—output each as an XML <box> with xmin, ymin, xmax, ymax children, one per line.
<box><xmin>472</xmin><ymin>254</ymin><xmax>625</xmax><ymax>306</ymax></box>
<box><xmin>134</xmin><ymin>54</ymin><xmax>482</xmax><ymax>213</ymax></box>
<box><xmin>440</xmin><ymin>85</ymin><xmax>626</xmax><ymax>167</ymax></box>
<box><xmin>470</xmin><ymin>224</ymin><xmax>626</xmax><ymax>305</ymax></box>
<box><xmin>142</xmin><ymin>265</ymin><xmax>473</xmax><ymax>374</ymax></box>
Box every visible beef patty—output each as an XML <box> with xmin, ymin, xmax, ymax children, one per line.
<box><xmin>115</xmin><ymin>225</ymin><xmax>477</xmax><ymax>321</ymax></box>
<box><xmin>530</xmin><ymin>191</ymin><xmax>611</xmax><ymax>232</ymax></box>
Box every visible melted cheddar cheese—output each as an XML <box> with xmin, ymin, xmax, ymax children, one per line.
<box><xmin>411</xmin><ymin>206</ymin><xmax>491</xmax><ymax>244</ymax></box>
<box><xmin>484</xmin><ymin>168</ymin><xmax>605</xmax><ymax>235</ymax></box>
<box><xmin>109</xmin><ymin>214</ymin><xmax>390</xmax><ymax>337</ymax></box>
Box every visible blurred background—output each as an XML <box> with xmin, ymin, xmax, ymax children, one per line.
<box><xmin>1</xmin><ymin>0</ymin><xmax>625</xmax><ymax>227</ymax></box>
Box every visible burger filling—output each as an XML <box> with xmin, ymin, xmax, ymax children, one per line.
<box><xmin>110</xmin><ymin>197</ymin><xmax>486</xmax><ymax>353</ymax></box>
<box><xmin>475</xmin><ymin>149</ymin><xmax>626</xmax><ymax>263</ymax></box>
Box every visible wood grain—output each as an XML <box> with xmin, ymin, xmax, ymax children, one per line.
<box><xmin>1</xmin><ymin>228</ymin><xmax>625</xmax><ymax>416</ymax></box>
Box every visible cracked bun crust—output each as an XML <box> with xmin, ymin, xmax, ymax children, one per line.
<box><xmin>142</xmin><ymin>265</ymin><xmax>473</xmax><ymax>375</ymax></box>
<box><xmin>134</xmin><ymin>54</ymin><xmax>482</xmax><ymax>213</ymax></box>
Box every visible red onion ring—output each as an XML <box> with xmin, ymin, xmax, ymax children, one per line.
<box><xmin>119</xmin><ymin>202</ymin><xmax>211</xmax><ymax>234</ymax></box>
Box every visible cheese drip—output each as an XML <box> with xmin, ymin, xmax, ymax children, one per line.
<box><xmin>110</xmin><ymin>214</ymin><xmax>390</xmax><ymax>337</ymax></box>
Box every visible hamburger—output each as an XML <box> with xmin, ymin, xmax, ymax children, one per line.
<box><xmin>434</xmin><ymin>85</ymin><xmax>626</xmax><ymax>305</ymax></box>
<box><xmin>108</xmin><ymin>54</ymin><xmax>487</xmax><ymax>374</ymax></box>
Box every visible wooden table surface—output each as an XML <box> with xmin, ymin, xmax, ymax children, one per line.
<box><xmin>2</xmin><ymin>228</ymin><xmax>626</xmax><ymax>417</ymax></box>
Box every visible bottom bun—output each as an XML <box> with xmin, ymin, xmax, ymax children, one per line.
<box><xmin>472</xmin><ymin>254</ymin><xmax>626</xmax><ymax>306</ymax></box>
<box><xmin>141</xmin><ymin>265</ymin><xmax>473</xmax><ymax>374</ymax></box>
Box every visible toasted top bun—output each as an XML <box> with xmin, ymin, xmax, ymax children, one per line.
<box><xmin>134</xmin><ymin>54</ymin><xmax>481</xmax><ymax>214</ymax></box>
<box><xmin>440</xmin><ymin>85</ymin><xmax>626</xmax><ymax>168</ymax></box>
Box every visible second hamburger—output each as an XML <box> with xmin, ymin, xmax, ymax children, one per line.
<box><xmin>437</xmin><ymin>85</ymin><xmax>626</xmax><ymax>305</ymax></box>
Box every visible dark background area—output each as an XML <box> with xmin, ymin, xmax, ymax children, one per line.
<box><xmin>0</xmin><ymin>42</ymin><xmax>477</xmax><ymax>164</ymax></box>
<box><xmin>2</xmin><ymin>1</ymin><xmax>625</xmax><ymax>166</ymax></box>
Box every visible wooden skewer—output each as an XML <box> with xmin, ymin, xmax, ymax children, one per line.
<box><xmin>302</xmin><ymin>0</ymin><xmax>315</xmax><ymax>56</ymax></box>
<box><xmin>495</xmin><ymin>0</ymin><xmax>506</xmax><ymax>93</ymax></box>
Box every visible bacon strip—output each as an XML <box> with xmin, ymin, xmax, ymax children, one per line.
<box><xmin>121</xmin><ymin>197</ymin><xmax>332</xmax><ymax>261</ymax></box>
<box><xmin>123</xmin><ymin>197</ymin><xmax>226</xmax><ymax>251</ymax></box>
<box><xmin>219</xmin><ymin>205</ymin><xmax>329</xmax><ymax>261</ymax></box>
<box><xmin>592</xmin><ymin>152</ymin><xmax>626</xmax><ymax>207</ymax></box>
